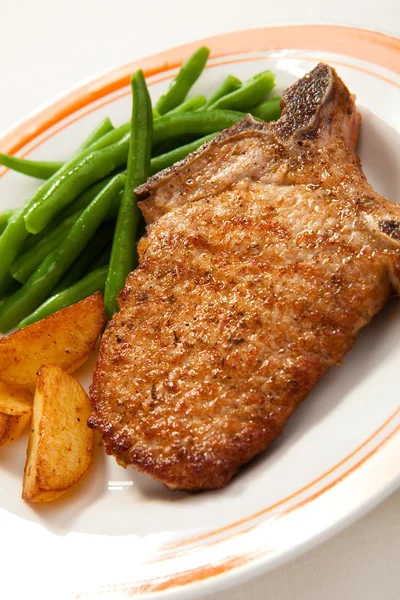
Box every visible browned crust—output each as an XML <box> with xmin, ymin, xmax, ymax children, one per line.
<box><xmin>135</xmin><ymin>115</ymin><xmax>266</xmax><ymax>199</ymax></box>
<box><xmin>135</xmin><ymin>64</ymin><xmax>335</xmax><ymax>201</ymax></box>
<box><xmin>276</xmin><ymin>62</ymin><xmax>333</xmax><ymax>139</ymax></box>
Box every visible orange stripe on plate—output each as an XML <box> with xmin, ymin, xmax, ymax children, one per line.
<box><xmin>81</xmin><ymin>425</ymin><xmax>399</xmax><ymax>597</ymax></box>
<box><xmin>282</xmin><ymin>423</ymin><xmax>400</xmax><ymax>516</ymax></box>
<box><xmin>0</xmin><ymin>25</ymin><xmax>399</xmax><ymax>157</ymax></box>
<box><xmin>159</xmin><ymin>408</ymin><xmax>399</xmax><ymax>551</ymax></box>
<box><xmin>1</xmin><ymin>53</ymin><xmax>398</xmax><ymax>181</ymax></box>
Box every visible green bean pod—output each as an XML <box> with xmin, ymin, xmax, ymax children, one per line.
<box><xmin>208</xmin><ymin>71</ymin><xmax>275</xmax><ymax>112</ymax></box>
<box><xmin>105</xmin><ymin>70</ymin><xmax>153</xmax><ymax>319</ymax></box>
<box><xmin>0</xmin><ymin>121</ymin><xmax>130</xmax><ymax>296</ymax></box>
<box><xmin>24</xmin><ymin>133</ymin><xmax>130</xmax><ymax>234</ymax></box>
<box><xmin>149</xmin><ymin>133</ymin><xmax>215</xmax><ymax>175</ymax></box>
<box><xmin>20</xmin><ymin>177</ymin><xmax>115</xmax><ymax>255</ymax></box>
<box><xmin>251</xmin><ymin>96</ymin><xmax>282</xmax><ymax>122</ymax></box>
<box><xmin>0</xmin><ymin>155</ymin><xmax>62</xmax><ymax>179</ymax></box>
<box><xmin>81</xmin><ymin>122</ymin><xmax>130</xmax><ymax>152</ymax></box>
<box><xmin>0</xmin><ymin>173</ymin><xmax>125</xmax><ymax>332</ymax></box>
<box><xmin>202</xmin><ymin>74</ymin><xmax>242</xmax><ymax>109</ymax></box>
<box><xmin>76</xmin><ymin>116</ymin><xmax>114</xmax><ymax>152</ymax></box>
<box><xmin>53</xmin><ymin>221</ymin><xmax>115</xmax><ymax>293</ymax></box>
<box><xmin>155</xmin><ymin>46</ymin><xmax>210</xmax><ymax>115</ymax></box>
<box><xmin>0</xmin><ymin>118</ymin><xmax>114</xmax><ymax>181</ymax></box>
<box><xmin>18</xmin><ymin>187</ymin><xmax>122</xmax><ymax>288</ymax></box>
<box><xmin>19</xmin><ymin>266</ymin><xmax>108</xmax><ymax>327</ymax></box>
<box><xmin>0</xmin><ymin>208</ymin><xmax>32</xmax><ymax>297</ymax></box>
<box><xmin>10</xmin><ymin>210</ymin><xmax>83</xmax><ymax>283</ymax></box>
<box><xmin>168</xmin><ymin>95</ymin><xmax>206</xmax><ymax>114</ymax></box>
<box><xmin>152</xmin><ymin>110</ymin><xmax>245</xmax><ymax>145</ymax></box>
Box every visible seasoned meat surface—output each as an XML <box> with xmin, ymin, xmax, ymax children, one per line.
<box><xmin>89</xmin><ymin>64</ymin><xmax>400</xmax><ymax>491</ymax></box>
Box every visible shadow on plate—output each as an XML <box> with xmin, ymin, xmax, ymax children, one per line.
<box><xmin>24</xmin><ymin>433</ymin><xmax>109</xmax><ymax>535</ymax></box>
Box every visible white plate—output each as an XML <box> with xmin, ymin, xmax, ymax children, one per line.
<box><xmin>0</xmin><ymin>25</ymin><xmax>399</xmax><ymax>600</ymax></box>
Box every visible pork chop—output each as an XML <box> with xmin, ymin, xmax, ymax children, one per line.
<box><xmin>89</xmin><ymin>64</ymin><xmax>400</xmax><ymax>491</ymax></box>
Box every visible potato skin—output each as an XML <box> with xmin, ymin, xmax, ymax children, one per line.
<box><xmin>22</xmin><ymin>365</ymin><xmax>94</xmax><ymax>503</ymax></box>
<box><xmin>0</xmin><ymin>383</ymin><xmax>32</xmax><ymax>448</ymax></box>
<box><xmin>0</xmin><ymin>292</ymin><xmax>105</xmax><ymax>388</ymax></box>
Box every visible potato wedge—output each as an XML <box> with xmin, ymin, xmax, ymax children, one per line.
<box><xmin>0</xmin><ymin>383</ymin><xmax>32</xmax><ymax>448</ymax></box>
<box><xmin>0</xmin><ymin>292</ymin><xmax>105</xmax><ymax>388</ymax></box>
<box><xmin>22</xmin><ymin>364</ymin><xmax>94</xmax><ymax>503</ymax></box>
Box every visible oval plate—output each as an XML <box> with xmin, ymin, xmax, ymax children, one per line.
<box><xmin>0</xmin><ymin>25</ymin><xmax>399</xmax><ymax>600</ymax></box>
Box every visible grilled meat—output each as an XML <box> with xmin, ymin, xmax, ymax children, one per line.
<box><xmin>89</xmin><ymin>64</ymin><xmax>400</xmax><ymax>491</ymax></box>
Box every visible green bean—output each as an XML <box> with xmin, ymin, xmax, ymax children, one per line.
<box><xmin>251</xmin><ymin>96</ymin><xmax>282</xmax><ymax>122</ymax></box>
<box><xmin>202</xmin><ymin>74</ymin><xmax>241</xmax><ymax>109</ymax></box>
<box><xmin>208</xmin><ymin>71</ymin><xmax>275</xmax><ymax>112</ymax></box>
<box><xmin>13</xmin><ymin>175</ymin><xmax>120</xmax><ymax>260</ymax></box>
<box><xmin>149</xmin><ymin>134</ymin><xmax>215</xmax><ymax>175</ymax></box>
<box><xmin>151</xmin><ymin>135</ymin><xmax>192</xmax><ymax>158</ymax></box>
<box><xmin>106</xmin><ymin>192</ymin><xmax>122</xmax><ymax>220</ymax></box>
<box><xmin>0</xmin><ymin>121</ymin><xmax>130</xmax><ymax>296</ymax></box>
<box><xmin>0</xmin><ymin>210</ymin><xmax>14</xmax><ymax>235</ymax></box>
<box><xmin>16</xmin><ymin>184</ymin><xmax>119</xmax><ymax>287</ymax></box>
<box><xmin>152</xmin><ymin>110</ymin><xmax>245</xmax><ymax>145</ymax></box>
<box><xmin>0</xmin><ymin>154</ymin><xmax>62</xmax><ymax>179</ymax></box>
<box><xmin>76</xmin><ymin>116</ymin><xmax>113</xmax><ymax>152</ymax></box>
<box><xmin>105</xmin><ymin>70</ymin><xmax>152</xmax><ymax>319</ymax></box>
<box><xmin>0</xmin><ymin>209</ymin><xmax>14</xmax><ymax>224</ymax></box>
<box><xmin>20</xmin><ymin>178</ymin><xmax>116</xmax><ymax>255</ymax></box>
<box><xmin>0</xmin><ymin>173</ymin><xmax>125</xmax><ymax>332</ymax></box>
<box><xmin>0</xmin><ymin>118</ymin><xmax>114</xmax><ymax>181</ymax></box>
<box><xmin>62</xmin><ymin>178</ymin><xmax>117</xmax><ymax>220</ymax></box>
<box><xmin>155</xmin><ymin>46</ymin><xmax>210</xmax><ymax>115</ymax></box>
<box><xmin>0</xmin><ymin>207</ymin><xmax>31</xmax><ymax>297</ymax></box>
<box><xmin>53</xmin><ymin>222</ymin><xmax>115</xmax><ymax>293</ymax></box>
<box><xmin>10</xmin><ymin>210</ymin><xmax>83</xmax><ymax>283</ymax></box>
<box><xmin>15</xmin><ymin>186</ymin><xmax>120</xmax><ymax>290</ymax></box>
<box><xmin>24</xmin><ymin>133</ymin><xmax>130</xmax><ymax>234</ymax></box>
<box><xmin>168</xmin><ymin>96</ymin><xmax>206</xmax><ymax>114</ymax></box>
<box><xmin>20</xmin><ymin>177</ymin><xmax>115</xmax><ymax>254</ymax></box>
<box><xmin>19</xmin><ymin>266</ymin><xmax>108</xmax><ymax>328</ymax></box>
<box><xmin>59</xmin><ymin>174</ymin><xmax>123</xmax><ymax>223</ymax></box>
<box><xmin>80</xmin><ymin>122</ymin><xmax>130</xmax><ymax>153</ymax></box>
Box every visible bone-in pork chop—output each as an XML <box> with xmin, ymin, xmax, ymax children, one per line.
<box><xmin>89</xmin><ymin>64</ymin><xmax>400</xmax><ymax>491</ymax></box>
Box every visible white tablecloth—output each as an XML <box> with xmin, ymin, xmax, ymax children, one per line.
<box><xmin>1</xmin><ymin>1</ymin><xmax>399</xmax><ymax>598</ymax></box>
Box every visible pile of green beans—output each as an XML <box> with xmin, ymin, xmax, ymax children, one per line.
<box><xmin>0</xmin><ymin>46</ymin><xmax>282</xmax><ymax>332</ymax></box>
<box><xmin>0</xmin><ymin>174</ymin><xmax>126</xmax><ymax>332</ymax></box>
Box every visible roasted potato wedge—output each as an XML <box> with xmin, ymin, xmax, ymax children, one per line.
<box><xmin>0</xmin><ymin>383</ymin><xmax>32</xmax><ymax>448</ymax></box>
<box><xmin>22</xmin><ymin>364</ymin><xmax>94</xmax><ymax>503</ymax></box>
<box><xmin>0</xmin><ymin>292</ymin><xmax>105</xmax><ymax>388</ymax></box>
